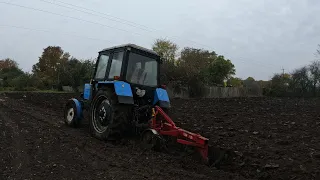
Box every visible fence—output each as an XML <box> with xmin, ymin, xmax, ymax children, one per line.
<box><xmin>62</xmin><ymin>86</ymin><xmax>74</xmax><ymax>92</ymax></box>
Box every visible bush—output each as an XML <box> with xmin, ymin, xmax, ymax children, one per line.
<box><xmin>188</xmin><ymin>77</ymin><xmax>206</xmax><ymax>98</ymax></box>
<box><xmin>9</xmin><ymin>74</ymin><xmax>36</xmax><ymax>91</ymax></box>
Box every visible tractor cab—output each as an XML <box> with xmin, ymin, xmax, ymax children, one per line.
<box><xmin>94</xmin><ymin>44</ymin><xmax>160</xmax><ymax>87</ymax></box>
<box><xmin>89</xmin><ymin>44</ymin><xmax>169</xmax><ymax>108</ymax></box>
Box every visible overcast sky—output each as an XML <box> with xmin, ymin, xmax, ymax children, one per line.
<box><xmin>1</xmin><ymin>0</ymin><xmax>320</xmax><ymax>80</ymax></box>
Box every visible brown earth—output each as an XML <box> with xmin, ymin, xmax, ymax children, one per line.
<box><xmin>1</xmin><ymin>92</ymin><xmax>320</xmax><ymax>180</ymax></box>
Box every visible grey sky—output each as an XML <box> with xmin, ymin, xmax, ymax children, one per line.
<box><xmin>1</xmin><ymin>0</ymin><xmax>319</xmax><ymax>80</ymax></box>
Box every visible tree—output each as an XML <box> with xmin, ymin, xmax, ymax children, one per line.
<box><xmin>178</xmin><ymin>48</ymin><xmax>235</xmax><ymax>84</ymax></box>
<box><xmin>0</xmin><ymin>58</ymin><xmax>18</xmax><ymax>71</ymax></box>
<box><xmin>290</xmin><ymin>66</ymin><xmax>311</xmax><ymax>96</ymax></box>
<box><xmin>309</xmin><ymin>60</ymin><xmax>320</xmax><ymax>96</ymax></box>
<box><xmin>316</xmin><ymin>44</ymin><xmax>320</xmax><ymax>59</ymax></box>
<box><xmin>152</xmin><ymin>39</ymin><xmax>178</xmax><ymax>63</ymax></box>
<box><xmin>69</xmin><ymin>59</ymin><xmax>94</xmax><ymax>91</ymax></box>
<box><xmin>268</xmin><ymin>73</ymin><xmax>291</xmax><ymax>96</ymax></box>
<box><xmin>58</xmin><ymin>58</ymin><xmax>95</xmax><ymax>91</ymax></box>
<box><xmin>228</xmin><ymin>77</ymin><xmax>243</xmax><ymax>87</ymax></box>
<box><xmin>246</xmin><ymin>77</ymin><xmax>255</xmax><ymax>81</ymax></box>
<box><xmin>0</xmin><ymin>66</ymin><xmax>24</xmax><ymax>87</ymax></box>
<box><xmin>202</xmin><ymin>55</ymin><xmax>235</xmax><ymax>85</ymax></box>
<box><xmin>178</xmin><ymin>48</ymin><xmax>217</xmax><ymax>73</ymax></box>
<box><xmin>175</xmin><ymin>48</ymin><xmax>216</xmax><ymax>96</ymax></box>
<box><xmin>10</xmin><ymin>73</ymin><xmax>33</xmax><ymax>91</ymax></box>
<box><xmin>243</xmin><ymin>77</ymin><xmax>256</xmax><ymax>87</ymax></box>
<box><xmin>32</xmin><ymin>46</ymin><xmax>70</xmax><ymax>89</ymax></box>
<box><xmin>175</xmin><ymin>47</ymin><xmax>236</xmax><ymax>96</ymax></box>
<box><xmin>177</xmin><ymin>47</ymin><xmax>217</xmax><ymax>83</ymax></box>
<box><xmin>152</xmin><ymin>39</ymin><xmax>179</xmax><ymax>84</ymax></box>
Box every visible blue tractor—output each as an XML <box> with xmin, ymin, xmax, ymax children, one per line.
<box><xmin>64</xmin><ymin>44</ymin><xmax>169</xmax><ymax>139</ymax></box>
<box><xmin>64</xmin><ymin>44</ymin><xmax>231</xmax><ymax>167</ymax></box>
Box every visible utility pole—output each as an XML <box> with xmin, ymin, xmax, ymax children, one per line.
<box><xmin>281</xmin><ymin>67</ymin><xmax>285</xmax><ymax>77</ymax></box>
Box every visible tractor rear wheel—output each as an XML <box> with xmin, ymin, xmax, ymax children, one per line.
<box><xmin>89</xmin><ymin>89</ymin><xmax>130</xmax><ymax>141</ymax></box>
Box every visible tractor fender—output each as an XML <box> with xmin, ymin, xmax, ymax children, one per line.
<box><xmin>153</xmin><ymin>88</ymin><xmax>170</xmax><ymax>108</ymax></box>
<box><xmin>98</xmin><ymin>81</ymin><xmax>134</xmax><ymax>104</ymax></box>
<box><xmin>113</xmin><ymin>81</ymin><xmax>133</xmax><ymax>97</ymax></box>
<box><xmin>71</xmin><ymin>98</ymin><xmax>83</xmax><ymax>120</ymax></box>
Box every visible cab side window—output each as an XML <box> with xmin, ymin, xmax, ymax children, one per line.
<box><xmin>95</xmin><ymin>54</ymin><xmax>110</xmax><ymax>79</ymax></box>
<box><xmin>108</xmin><ymin>52</ymin><xmax>124</xmax><ymax>79</ymax></box>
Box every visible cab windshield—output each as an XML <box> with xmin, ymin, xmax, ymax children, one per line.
<box><xmin>126</xmin><ymin>52</ymin><xmax>158</xmax><ymax>87</ymax></box>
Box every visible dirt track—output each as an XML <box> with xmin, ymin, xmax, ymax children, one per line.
<box><xmin>1</xmin><ymin>93</ymin><xmax>320</xmax><ymax>179</ymax></box>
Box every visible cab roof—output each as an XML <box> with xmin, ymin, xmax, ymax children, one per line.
<box><xmin>100</xmin><ymin>44</ymin><xmax>158</xmax><ymax>56</ymax></box>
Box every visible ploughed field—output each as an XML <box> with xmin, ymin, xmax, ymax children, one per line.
<box><xmin>0</xmin><ymin>92</ymin><xmax>320</xmax><ymax>180</ymax></box>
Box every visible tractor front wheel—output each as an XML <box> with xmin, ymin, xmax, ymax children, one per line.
<box><xmin>64</xmin><ymin>99</ymin><xmax>81</xmax><ymax>127</ymax></box>
<box><xmin>89</xmin><ymin>89</ymin><xmax>130</xmax><ymax>141</ymax></box>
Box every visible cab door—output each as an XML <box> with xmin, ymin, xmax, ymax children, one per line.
<box><xmin>106</xmin><ymin>51</ymin><xmax>124</xmax><ymax>81</ymax></box>
<box><xmin>93</xmin><ymin>50</ymin><xmax>124</xmax><ymax>81</ymax></box>
<box><xmin>94</xmin><ymin>52</ymin><xmax>111</xmax><ymax>81</ymax></box>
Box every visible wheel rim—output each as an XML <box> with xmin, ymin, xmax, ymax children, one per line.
<box><xmin>66</xmin><ymin>108</ymin><xmax>74</xmax><ymax>123</ymax></box>
<box><xmin>92</xmin><ymin>96</ymin><xmax>111</xmax><ymax>134</ymax></box>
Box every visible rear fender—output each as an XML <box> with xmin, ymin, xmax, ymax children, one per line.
<box><xmin>97</xmin><ymin>81</ymin><xmax>134</xmax><ymax>104</ymax></box>
<box><xmin>153</xmin><ymin>88</ymin><xmax>170</xmax><ymax>108</ymax></box>
<box><xmin>71</xmin><ymin>98</ymin><xmax>83</xmax><ymax>120</ymax></box>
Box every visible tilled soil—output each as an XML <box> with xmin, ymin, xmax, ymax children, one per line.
<box><xmin>1</xmin><ymin>92</ymin><xmax>320</xmax><ymax>180</ymax></box>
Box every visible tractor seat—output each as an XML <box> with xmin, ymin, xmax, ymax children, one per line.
<box><xmin>130</xmin><ymin>67</ymin><xmax>148</xmax><ymax>85</ymax></box>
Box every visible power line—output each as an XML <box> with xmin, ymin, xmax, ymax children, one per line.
<box><xmin>49</xmin><ymin>0</ymin><xmax>153</xmax><ymax>30</ymax></box>
<box><xmin>0</xmin><ymin>1</ymin><xmax>280</xmax><ymax>69</ymax></box>
<box><xmin>0</xmin><ymin>25</ymin><xmax>278</xmax><ymax>75</ymax></box>
<box><xmin>37</xmin><ymin>0</ymin><xmax>280</xmax><ymax>69</ymax></box>
<box><xmin>1</xmin><ymin>1</ymin><xmax>212</xmax><ymax>50</ymax></box>
<box><xmin>38</xmin><ymin>0</ymin><xmax>153</xmax><ymax>32</ymax></box>
<box><xmin>0</xmin><ymin>24</ymin><xmax>114</xmax><ymax>43</ymax></box>
<box><xmin>0</xmin><ymin>1</ymin><xmax>142</xmax><ymax>36</ymax></box>
<box><xmin>38</xmin><ymin>0</ymin><xmax>213</xmax><ymax>49</ymax></box>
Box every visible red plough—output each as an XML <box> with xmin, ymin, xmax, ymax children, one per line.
<box><xmin>149</xmin><ymin>106</ymin><xmax>221</xmax><ymax>166</ymax></box>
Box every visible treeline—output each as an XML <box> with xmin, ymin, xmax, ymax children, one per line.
<box><xmin>152</xmin><ymin>39</ymin><xmax>236</xmax><ymax>97</ymax></box>
<box><xmin>4</xmin><ymin>38</ymin><xmax>318</xmax><ymax>98</ymax></box>
<box><xmin>0</xmin><ymin>46</ymin><xmax>94</xmax><ymax>91</ymax></box>
<box><xmin>264</xmin><ymin>45</ymin><xmax>320</xmax><ymax>97</ymax></box>
<box><xmin>0</xmin><ymin>39</ymin><xmax>239</xmax><ymax>94</ymax></box>
<box><xmin>266</xmin><ymin>61</ymin><xmax>320</xmax><ymax>97</ymax></box>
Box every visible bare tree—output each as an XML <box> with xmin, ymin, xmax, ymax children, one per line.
<box><xmin>315</xmin><ymin>44</ymin><xmax>320</xmax><ymax>61</ymax></box>
<box><xmin>290</xmin><ymin>66</ymin><xmax>311</xmax><ymax>96</ymax></box>
<box><xmin>309</xmin><ymin>61</ymin><xmax>320</xmax><ymax>96</ymax></box>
